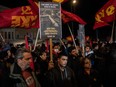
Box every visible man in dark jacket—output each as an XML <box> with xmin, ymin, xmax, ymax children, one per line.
<box><xmin>46</xmin><ymin>53</ymin><xmax>77</xmax><ymax>87</ymax></box>
<box><xmin>67</xmin><ymin>46</ymin><xmax>81</xmax><ymax>81</ymax></box>
<box><xmin>9</xmin><ymin>48</ymin><xmax>41</xmax><ymax>87</ymax></box>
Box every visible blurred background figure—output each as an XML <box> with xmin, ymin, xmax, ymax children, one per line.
<box><xmin>77</xmin><ymin>57</ymin><xmax>103</xmax><ymax>87</ymax></box>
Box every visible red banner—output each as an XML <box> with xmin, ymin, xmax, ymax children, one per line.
<box><xmin>61</xmin><ymin>9</ymin><xmax>86</xmax><ymax>25</ymax></box>
<box><xmin>93</xmin><ymin>0</ymin><xmax>116</xmax><ymax>29</ymax></box>
<box><xmin>0</xmin><ymin>1</ymin><xmax>86</xmax><ymax>29</ymax></box>
<box><xmin>0</xmin><ymin>6</ymin><xmax>39</xmax><ymax>29</ymax></box>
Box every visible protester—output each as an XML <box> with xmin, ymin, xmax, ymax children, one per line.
<box><xmin>67</xmin><ymin>46</ymin><xmax>82</xmax><ymax>80</ymax></box>
<box><xmin>46</xmin><ymin>53</ymin><xmax>77</xmax><ymax>87</ymax></box>
<box><xmin>9</xmin><ymin>48</ymin><xmax>41</xmax><ymax>87</ymax></box>
<box><xmin>35</xmin><ymin>51</ymin><xmax>53</xmax><ymax>87</ymax></box>
<box><xmin>0</xmin><ymin>51</ymin><xmax>12</xmax><ymax>87</ymax></box>
<box><xmin>85</xmin><ymin>45</ymin><xmax>95</xmax><ymax>68</ymax></box>
<box><xmin>77</xmin><ymin>57</ymin><xmax>103</xmax><ymax>87</ymax></box>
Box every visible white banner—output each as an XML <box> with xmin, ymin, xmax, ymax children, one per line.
<box><xmin>39</xmin><ymin>2</ymin><xmax>62</xmax><ymax>39</ymax></box>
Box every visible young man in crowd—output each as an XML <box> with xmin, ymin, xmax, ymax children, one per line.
<box><xmin>46</xmin><ymin>53</ymin><xmax>77</xmax><ymax>87</ymax></box>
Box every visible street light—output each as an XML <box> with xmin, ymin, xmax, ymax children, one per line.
<box><xmin>72</xmin><ymin>0</ymin><xmax>78</xmax><ymax>11</ymax></box>
<box><xmin>72</xmin><ymin>0</ymin><xmax>77</xmax><ymax>4</ymax></box>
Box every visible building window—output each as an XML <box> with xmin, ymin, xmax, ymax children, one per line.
<box><xmin>8</xmin><ymin>32</ymin><xmax>11</xmax><ymax>39</ymax></box>
<box><xmin>12</xmin><ymin>32</ymin><xmax>14</xmax><ymax>39</ymax></box>
<box><xmin>5</xmin><ymin>32</ymin><xmax>7</xmax><ymax>39</ymax></box>
<box><xmin>17</xmin><ymin>35</ymin><xmax>19</xmax><ymax>39</ymax></box>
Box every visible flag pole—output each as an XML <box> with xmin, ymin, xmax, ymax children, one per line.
<box><xmin>114</xmin><ymin>22</ymin><xmax>116</xmax><ymax>43</ymax></box>
<box><xmin>96</xmin><ymin>29</ymin><xmax>99</xmax><ymax>43</ymax></box>
<box><xmin>109</xmin><ymin>11</ymin><xmax>116</xmax><ymax>43</ymax></box>
<box><xmin>49</xmin><ymin>38</ymin><xmax>53</xmax><ymax>62</ymax></box>
<box><xmin>109</xmin><ymin>19</ymin><xmax>115</xmax><ymax>43</ymax></box>
<box><xmin>67</xmin><ymin>24</ymin><xmax>78</xmax><ymax>54</ymax></box>
<box><xmin>59</xmin><ymin>38</ymin><xmax>67</xmax><ymax>49</ymax></box>
<box><xmin>32</xmin><ymin>28</ymin><xmax>40</xmax><ymax>51</ymax></box>
<box><xmin>114</xmin><ymin>14</ymin><xmax>116</xmax><ymax>43</ymax></box>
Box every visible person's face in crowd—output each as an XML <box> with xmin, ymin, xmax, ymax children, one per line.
<box><xmin>18</xmin><ymin>52</ymin><xmax>32</xmax><ymax>71</ymax></box>
<box><xmin>53</xmin><ymin>45</ymin><xmax>60</xmax><ymax>53</ymax></box>
<box><xmin>84</xmin><ymin>58</ymin><xmax>92</xmax><ymax>69</ymax></box>
<box><xmin>7</xmin><ymin>50</ymin><xmax>11</xmax><ymax>57</ymax></box>
<box><xmin>58</xmin><ymin>56</ymin><xmax>68</xmax><ymax>68</ymax></box>
<box><xmin>85</xmin><ymin>46</ymin><xmax>91</xmax><ymax>52</ymax></box>
<box><xmin>71</xmin><ymin>49</ymin><xmax>77</xmax><ymax>56</ymax></box>
<box><xmin>40</xmin><ymin>52</ymin><xmax>47</xmax><ymax>61</ymax></box>
<box><xmin>76</xmin><ymin>46</ymin><xmax>81</xmax><ymax>51</ymax></box>
<box><xmin>94</xmin><ymin>45</ymin><xmax>99</xmax><ymax>50</ymax></box>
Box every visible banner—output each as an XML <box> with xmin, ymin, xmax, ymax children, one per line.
<box><xmin>93</xmin><ymin>0</ymin><xmax>116</xmax><ymax>29</ymax></box>
<box><xmin>28</xmin><ymin>0</ymin><xmax>39</xmax><ymax>14</ymax></box>
<box><xmin>78</xmin><ymin>24</ymin><xmax>85</xmax><ymax>47</ymax></box>
<box><xmin>0</xmin><ymin>6</ymin><xmax>39</xmax><ymax>29</ymax></box>
<box><xmin>39</xmin><ymin>2</ymin><xmax>62</xmax><ymax>39</ymax></box>
<box><xmin>61</xmin><ymin>9</ymin><xmax>86</xmax><ymax>25</ymax></box>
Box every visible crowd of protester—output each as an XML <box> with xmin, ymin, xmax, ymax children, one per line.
<box><xmin>0</xmin><ymin>39</ymin><xmax>116</xmax><ymax>87</ymax></box>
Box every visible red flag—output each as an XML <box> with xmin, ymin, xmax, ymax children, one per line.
<box><xmin>93</xmin><ymin>0</ymin><xmax>116</xmax><ymax>29</ymax></box>
<box><xmin>45</xmin><ymin>39</ymin><xmax>49</xmax><ymax>53</ymax></box>
<box><xmin>0</xmin><ymin>5</ymin><xmax>39</xmax><ymax>29</ymax></box>
<box><xmin>28</xmin><ymin>0</ymin><xmax>39</xmax><ymax>14</ymax></box>
<box><xmin>93</xmin><ymin>21</ymin><xmax>110</xmax><ymax>29</ymax></box>
<box><xmin>61</xmin><ymin>9</ymin><xmax>87</xmax><ymax>25</ymax></box>
<box><xmin>62</xmin><ymin>0</ymin><xmax>68</xmax><ymax>3</ymax></box>
<box><xmin>30</xmin><ymin>58</ymin><xmax>35</xmax><ymax>71</ymax></box>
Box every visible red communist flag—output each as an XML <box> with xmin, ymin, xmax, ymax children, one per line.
<box><xmin>61</xmin><ymin>9</ymin><xmax>87</xmax><ymax>25</ymax></box>
<box><xmin>93</xmin><ymin>21</ymin><xmax>110</xmax><ymax>29</ymax></box>
<box><xmin>0</xmin><ymin>5</ymin><xmax>39</xmax><ymax>29</ymax></box>
<box><xmin>93</xmin><ymin>0</ymin><xmax>116</xmax><ymax>29</ymax></box>
<box><xmin>28</xmin><ymin>0</ymin><xmax>39</xmax><ymax>14</ymax></box>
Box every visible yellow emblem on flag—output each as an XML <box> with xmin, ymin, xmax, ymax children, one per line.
<box><xmin>52</xmin><ymin>0</ymin><xmax>64</xmax><ymax>3</ymax></box>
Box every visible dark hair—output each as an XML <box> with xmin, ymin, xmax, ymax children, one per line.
<box><xmin>68</xmin><ymin>46</ymin><xmax>75</xmax><ymax>53</ymax></box>
<box><xmin>80</xmin><ymin>57</ymin><xmax>91</xmax><ymax>67</ymax></box>
<box><xmin>15</xmin><ymin>48</ymin><xmax>31</xmax><ymax>59</ymax></box>
<box><xmin>85</xmin><ymin>45</ymin><xmax>92</xmax><ymax>49</ymax></box>
<box><xmin>53</xmin><ymin>42</ymin><xmax>60</xmax><ymax>48</ymax></box>
<box><xmin>39</xmin><ymin>51</ymin><xmax>46</xmax><ymax>56</ymax></box>
<box><xmin>57</xmin><ymin>52</ymin><xmax>68</xmax><ymax>59</ymax></box>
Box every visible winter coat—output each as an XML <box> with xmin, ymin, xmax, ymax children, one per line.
<box><xmin>9</xmin><ymin>63</ymin><xmax>41</xmax><ymax>87</ymax></box>
<box><xmin>45</xmin><ymin>66</ymin><xmax>77</xmax><ymax>87</ymax></box>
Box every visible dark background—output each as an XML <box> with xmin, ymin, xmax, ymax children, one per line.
<box><xmin>0</xmin><ymin>0</ymin><xmax>111</xmax><ymax>41</ymax></box>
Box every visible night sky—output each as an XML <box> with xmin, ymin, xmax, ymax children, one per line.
<box><xmin>61</xmin><ymin>0</ymin><xmax>111</xmax><ymax>40</ymax></box>
<box><xmin>0</xmin><ymin>0</ymin><xmax>111</xmax><ymax>40</ymax></box>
